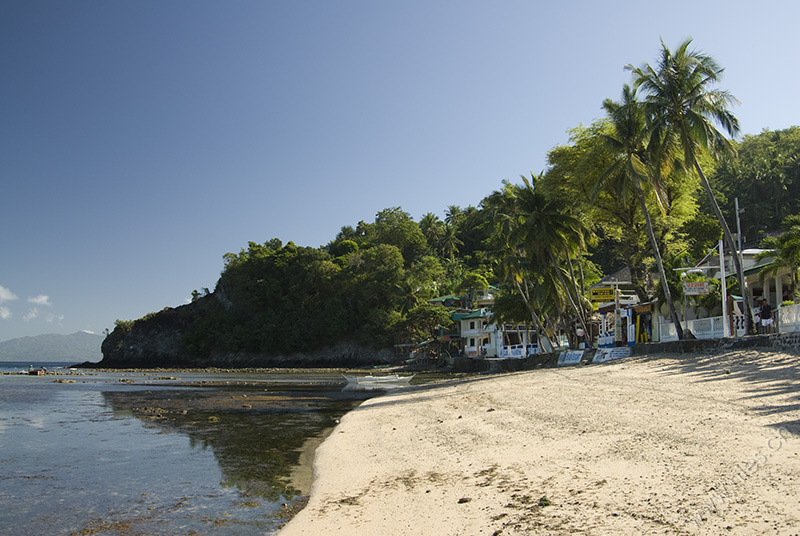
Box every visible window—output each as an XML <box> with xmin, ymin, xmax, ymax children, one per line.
<box><xmin>469</xmin><ymin>338</ymin><xmax>475</xmax><ymax>347</ymax></box>
<box><xmin>469</xmin><ymin>321</ymin><xmax>475</xmax><ymax>330</ymax></box>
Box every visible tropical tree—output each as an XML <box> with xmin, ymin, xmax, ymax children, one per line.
<box><xmin>543</xmin><ymin>121</ymin><xmax>653</xmax><ymax>297</ymax></box>
<box><xmin>512</xmin><ymin>174</ymin><xmax>594</xmax><ymax>339</ymax></box>
<box><xmin>713</xmin><ymin>127</ymin><xmax>800</xmax><ymax>243</ymax></box>
<box><xmin>483</xmin><ymin>180</ymin><xmax>557</xmax><ymax>350</ymax></box>
<box><xmin>445</xmin><ymin>205</ymin><xmax>464</xmax><ymax>227</ymax></box>
<box><xmin>756</xmin><ymin>215</ymin><xmax>800</xmax><ymax>303</ymax></box>
<box><xmin>439</xmin><ymin>223</ymin><xmax>464</xmax><ymax>260</ymax></box>
<box><xmin>404</xmin><ymin>302</ymin><xmax>453</xmax><ymax>345</ymax></box>
<box><xmin>597</xmin><ymin>84</ymin><xmax>684</xmax><ymax>339</ymax></box>
<box><xmin>485</xmin><ymin>175</ymin><xmax>593</xmax><ymax>348</ymax></box>
<box><xmin>627</xmin><ymin>38</ymin><xmax>754</xmax><ymax>332</ymax></box>
<box><xmin>419</xmin><ymin>212</ymin><xmax>445</xmax><ymax>252</ymax></box>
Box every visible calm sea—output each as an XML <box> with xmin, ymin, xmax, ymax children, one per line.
<box><xmin>0</xmin><ymin>362</ymin><xmax>375</xmax><ymax>536</ymax></box>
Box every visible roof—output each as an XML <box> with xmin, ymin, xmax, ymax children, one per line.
<box><xmin>593</xmin><ymin>266</ymin><xmax>632</xmax><ymax>287</ymax></box>
<box><xmin>461</xmin><ymin>309</ymin><xmax>488</xmax><ymax>320</ymax></box>
<box><xmin>744</xmin><ymin>257</ymin><xmax>775</xmax><ymax>277</ymax></box>
<box><xmin>429</xmin><ymin>295</ymin><xmax>462</xmax><ymax>303</ymax></box>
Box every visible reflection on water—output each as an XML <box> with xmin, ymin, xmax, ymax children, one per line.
<box><xmin>101</xmin><ymin>386</ymin><xmax>370</xmax><ymax>501</ymax></box>
<box><xmin>0</xmin><ymin>373</ymin><xmax>375</xmax><ymax>536</ymax></box>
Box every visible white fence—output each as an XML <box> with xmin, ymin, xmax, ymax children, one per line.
<box><xmin>660</xmin><ymin>315</ymin><xmax>731</xmax><ymax>342</ymax></box>
<box><xmin>659</xmin><ymin>303</ymin><xmax>800</xmax><ymax>341</ymax></box>
<box><xmin>778</xmin><ymin>303</ymin><xmax>800</xmax><ymax>332</ymax></box>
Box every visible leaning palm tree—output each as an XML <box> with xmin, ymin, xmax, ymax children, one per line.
<box><xmin>756</xmin><ymin>215</ymin><xmax>800</xmax><ymax>303</ymax></box>
<box><xmin>627</xmin><ymin>38</ymin><xmax>753</xmax><ymax>334</ymax></box>
<box><xmin>483</xmin><ymin>180</ymin><xmax>557</xmax><ymax>351</ymax></box>
<box><xmin>597</xmin><ymin>85</ymin><xmax>684</xmax><ymax>339</ymax></box>
<box><xmin>511</xmin><ymin>174</ymin><xmax>593</xmax><ymax>340</ymax></box>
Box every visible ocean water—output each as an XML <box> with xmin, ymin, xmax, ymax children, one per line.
<box><xmin>0</xmin><ymin>364</ymin><xmax>372</xmax><ymax>536</ymax></box>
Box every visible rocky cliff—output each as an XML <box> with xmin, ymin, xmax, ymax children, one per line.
<box><xmin>98</xmin><ymin>294</ymin><xmax>396</xmax><ymax>369</ymax></box>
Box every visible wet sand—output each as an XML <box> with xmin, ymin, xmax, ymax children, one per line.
<box><xmin>279</xmin><ymin>350</ymin><xmax>800</xmax><ymax>535</ymax></box>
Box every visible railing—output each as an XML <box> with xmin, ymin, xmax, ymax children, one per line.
<box><xmin>778</xmin><ymin>303</ymin><xmax>800</xmax><ymax>332</ymax></box>
<box><xmin>660</xmin><ymin>321</ymin><xmax>679</xmax><ymax>342</ymax></box>
<box><xmin>691</xmin><ymin>316</ymin><xmax>727</xmax><ymax>339</ymax></box>
<box><xmin>732</xmin><ymin>314</ymin><xmax>748</xmax><ymax>336</ymax></box>
<box><xmin>659</xmin><ymin>306</ymin><xmax>800</xmax><ymax>340</ymax></box>
<box><xmin>660</xmin><ymin>316</ymin><xmax>726</xmax><ymax>341</ymax></box>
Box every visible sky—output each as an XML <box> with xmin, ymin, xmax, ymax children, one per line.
<box><xmin>2</xmin><ymin>1</ymin><xmax>799</xmax><ymax>342</ymax></box>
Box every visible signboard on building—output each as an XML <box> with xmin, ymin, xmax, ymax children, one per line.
<box><xmin>590</xmin><ymin>287</ymin><xmax>615</xmax><ymax>303</ymax></box>
<box><xmin>682</xmin><ymin>281</ymin><xmax>710</xmax><ymax>296</ymax></box>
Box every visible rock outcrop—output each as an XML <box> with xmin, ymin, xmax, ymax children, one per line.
<box><xmin>98</xmin><ymin>296</ymin><xmax>395</xmax><ymax>369</ymax></box>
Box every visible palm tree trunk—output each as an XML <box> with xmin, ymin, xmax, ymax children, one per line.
<box><xmin>512</xmin><ymin>276</ymin><xmax>556</xmax><ymax>352</ymax></box>
<box><xmin>633</xmin><ymin>177</ymin><xmax>685</xmax><ymax>340</ymax></box>
<box><xmin>551</xmin><ymin>257</ymin><xmax>591</xmax><ymax>342</ymax></box>
<box><xmin>565</xmin><ymin>251</ymin><xmax>588</xmax><ymax>316</ymax></box>
<box><xmin>694</xmin><ymin>162</ymin><xmax>754</xmax><ymax>334</ymax></box>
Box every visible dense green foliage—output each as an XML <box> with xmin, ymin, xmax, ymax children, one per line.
<box><xmin>713</xmin><ymin>126</ymin><xmax>800</xmax><ymax>244</ymax></box>
<box><xmin>116</xmin><ymin>39</ymin><xmax>800</xmax><ymax>354</ymax></box>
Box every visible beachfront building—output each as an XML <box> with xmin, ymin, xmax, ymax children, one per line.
<box><xmin>654</xmin><ymin>246</ymin><xmax>800</xmax><ymax>339</ymax></box>
<box><xmin>428</xmin><ymin>285</ymin><xmax>542</xmax><ymax>358</ymax></box>
<box><xmin>590</xmin><ymin>267</ymin><xmax>642</xmax><ymax>346</ymax></box>
<box><xmin>459</xmin><ymin>308</ymin><xmax>491</xmax><ymax>357</ymax></box>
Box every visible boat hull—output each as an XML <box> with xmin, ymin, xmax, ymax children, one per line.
<box><xmin>341</xmin><ymin>374</ymin><xmax>414</xmax><ymax>384</ymax></box>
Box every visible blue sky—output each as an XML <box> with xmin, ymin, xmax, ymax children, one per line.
<box><xmin>2</xmin><ymin>1</ymin><xmax>799</xmax><ymax>341</ymax></box>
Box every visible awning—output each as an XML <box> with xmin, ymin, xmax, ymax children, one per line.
<box><xmin>743</xmin><ymin>258</ymin><xmax>774</xmax><ymax>277</ymax></box>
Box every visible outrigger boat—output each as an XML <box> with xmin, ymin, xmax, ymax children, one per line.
<box><xmin>341</xmin><ymin>373</ymin><xmax>414</xmax><ymax>384</ymax></box>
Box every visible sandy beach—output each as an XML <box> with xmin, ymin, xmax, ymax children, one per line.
<box><xmin>279</xmin><ymin>349</ymin><xmax>800</xmax><ymax>535</ymax></box>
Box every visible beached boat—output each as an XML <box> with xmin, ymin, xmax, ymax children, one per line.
<box><xmin>341</xmin><ymin>373</ymin><xmax>414</xmax><ymax>384</ymax></box>
<box><xmin>28</xmin><ymin>368</ymin><xmax>46</xmax><ymax>376</ymax></box>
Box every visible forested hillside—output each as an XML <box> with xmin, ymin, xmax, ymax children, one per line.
<box><xmin>102</xmin><ymin>122</ymin><xmax>799</xmax><ymax>365</ymax></box>
<box><xmin>103</xmin><ymin>41</ymin><xmax>800</xmax><ymax>366</ymax></box>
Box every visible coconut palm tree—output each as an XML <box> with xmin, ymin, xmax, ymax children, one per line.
<box><xmin>597</xmin><ymin>84</ymin><xmax>684</xmax><ymax>339</ymax></box>
<box><xmin>483</xmin><ymin>180</ymin><xmax>557</xmax><ymax>351</ymax></box>
<box><xmin>439</xmin><ymin>223</ymin><xmax>464</xmax><ymax>260</ymax></box>
<box><xmin>510</xmin><ymin>174</ymin><xmax>593</xmax><ymax>341</ymax></box>
<box><xmin>419</xmin><ymin>212</ymin><xmax>445</xmax><ymax>251</ymax></box>
<box><xmin>627</xmin><ymin>38</ymin><xmax>754</xmax><ymax>333</ymax></box>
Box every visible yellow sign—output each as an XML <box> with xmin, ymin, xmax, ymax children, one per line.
<box><xmin>590</xmin><ymin>287</ymin><xmax>615</xmax><ymax>302</ymax></box>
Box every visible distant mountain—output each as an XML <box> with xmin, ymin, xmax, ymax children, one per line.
<box><xmin>0</xmin><ymin>331</ymin><xmax>104</xmax><ymax>363</ymax></box>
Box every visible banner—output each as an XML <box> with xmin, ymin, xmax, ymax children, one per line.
<box><xmin>592</xmin><ymin>346</ymin><xmax>632</xmax><ymax>364</ymax></box>
<box><xmin>557</xmin><ymin>350</ymin><xmax>584</xmax><ymax>366</ymax></box>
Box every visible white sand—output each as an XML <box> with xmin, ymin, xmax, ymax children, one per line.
<box><xmin>279</xmin><ymin>350</ymin><xmax>800</xmax><ymax>535</ymax></box>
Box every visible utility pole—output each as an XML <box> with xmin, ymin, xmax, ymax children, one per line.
<box><xmin>735</xmin><ymin>198</ymin><xmax>749</xmax><ymax>335</ymax></box>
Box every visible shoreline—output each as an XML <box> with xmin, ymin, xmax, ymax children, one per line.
<box><xmin>278</xmin><ymin>348</ymin><xmax>800</xmax><ymax>535</ymax></box>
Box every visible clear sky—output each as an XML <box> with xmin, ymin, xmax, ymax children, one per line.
<box><xmin>2</xmin><ymin>0</ymin><xmax>799</xmax><ymax>341</ymax></box>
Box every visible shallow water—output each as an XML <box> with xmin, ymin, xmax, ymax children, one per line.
<box><xmin>0</xmin><ymin>369</ymin><xmax>370</xmax><ymax>536</ymax></box>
